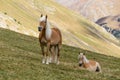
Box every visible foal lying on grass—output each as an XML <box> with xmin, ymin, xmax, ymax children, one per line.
<box><xmin>78</xmin><ymin>53</ymin><xmax>102</xmax><ymax>72</ymax></box>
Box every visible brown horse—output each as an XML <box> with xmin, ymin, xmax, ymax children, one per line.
<box><xmin>38</xmin><ymin>14</ymin><xmax>62</xmax><ymax>64</ymax></box>
<box><xmin>78</xmin><ymin>53</ymin><xmax>102</xmax><ymax>72</ymax></box>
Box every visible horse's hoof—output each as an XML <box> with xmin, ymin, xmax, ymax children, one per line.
<box><xmin>46</xmin><ymin>62</ymin><xmax>49</xmax><ymax>64</ymax></box>
<box><xmin>42</xmin><ymin>60</ymin><xmax>45</xmax><ymax>64</ymax></box>
<box><xmin>42</xmin><ymin>61</ymin><xmax>45</xmax><ymax>64</ymax></box>
<box><xmin>56</xmin><ymin>61</ymin><xmax>60</xmax><ymax>65</ymax></box>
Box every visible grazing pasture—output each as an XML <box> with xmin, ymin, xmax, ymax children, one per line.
<box><xmin>0</xmin><ymin>28</ymin><xmax>120</xmax><ymax>80</ymax></box>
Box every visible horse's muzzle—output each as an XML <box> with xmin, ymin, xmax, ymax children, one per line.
<box><xmin>38</xmin><ymin>27</ymin><xmax>42</xmax><ymax>31</ymax></box>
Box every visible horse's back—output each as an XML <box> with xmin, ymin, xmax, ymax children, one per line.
<box><xmin>87</xmin><ymin>60</ymin><xmax>101</xmax><ymax>72</ymax></box>
<box><xmin>84</xmin><ymin>60</ymin><xmax>97</xmax><ymax>68</ymax></box>
<box><xmin>89</xmin><ymin>60</ymin><xmax>97</xmax><ymax>66</ymax></box>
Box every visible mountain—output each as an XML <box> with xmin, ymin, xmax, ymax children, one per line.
<box><xmin>55</xmin><ymin>0</ymin><xmax>120</xmax><ymax>21</ymax></box>
<box><xmin>55</xmin><ymin>0</ymin><xmax>120</xmax><ymax>39</ymax></box>
<box><xmin>96</xmin><ymin>15</ymin><xmax>120</xmax><ymax>39</ymax></box>
<box><xmin>0</xmin><ymin>28</ymin><xmax>120</xmax><ymax>80</ymax></box>
<box><xmin>0</xmin><ymin>0</ymin><xmax>120</xmax><ymax>57</ymax></box>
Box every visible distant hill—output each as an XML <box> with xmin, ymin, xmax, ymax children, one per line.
<box><xmin>55</xmin><ymin>0</ymin><xmax>120</xmax><ymax>21</ymax></box>
<box><xmin>0</xmin><ymin>0</ymin><xmax>120</xmax><ymax>57</ymax></box>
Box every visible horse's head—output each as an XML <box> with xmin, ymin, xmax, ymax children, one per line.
<box><xmin>38</xmin><ymin>14</ymin><xmax>48</xmax><ymax>31</ymax></box>
<box><xmin>78</xmin><ymin>52</ymin><xmax>85</xmax><ymax>67</ymax></box>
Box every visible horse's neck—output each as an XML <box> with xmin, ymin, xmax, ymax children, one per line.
<box><xmin>45</xmin><ymin>22</ymin><xmax>52</xmax><ymax>40</ymax></box>
<box><xmin>83</xmin><ymin>56</ymin><xmax>89</xmax><ymax>64</ymax></box>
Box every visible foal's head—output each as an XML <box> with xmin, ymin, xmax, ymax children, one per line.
<box><xmin>78</xmin><ymin>53</ymin><xmax>86</xmax><ymax>67</ymax></box>
<box><xmin>38</xmin><ymin>14</ymin><xmax>48</xmax><ymax>31</ymax></box>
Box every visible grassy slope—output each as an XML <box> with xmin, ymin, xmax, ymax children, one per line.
<box><xmin>0</xmin><ymin>28</ymin><xmax>120</xmax><ymax>80</ymax></box>
<box><xmin>0</xmin><ymin>0</ymin><xmax>120</xmax><ymax>57</ymax></box>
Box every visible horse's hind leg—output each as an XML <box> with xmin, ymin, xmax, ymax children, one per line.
<box><xmin>49</xmin><ymin>46</ymin><xmax>54</xmax><ymax>63</ymax></box>
<box><xmin>54</xmin><ymin>46</ymin><xmax>58</xmax><ymax>63</ymax></box>
<box><xmin>56</xmin><ymin>45</ymin><xmax>61</xmax><ymax>65</ymax></box>
<box><xmin>41</xmin><ymin>45</ymin><xmax>45</xmax><ymax>64</ymax></box>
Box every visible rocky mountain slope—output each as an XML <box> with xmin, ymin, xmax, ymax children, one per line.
<box><xmin>96</xmin><ymin>15</ymin><xmax>120</xmax><ymax>39</ymax></box>
<box><xmin>0</xmin><ymin>0</ymin><xmax>120</xmax><ymax>57</ymax></box>
<box><xmin>55</xmin><ymin>0</ymin><xmax>120</xmax><ymax>21</ymax></box>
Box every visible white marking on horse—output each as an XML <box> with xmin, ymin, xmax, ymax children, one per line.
<box><xmin>83</xmin><ymin>56</ymin><xmax>89</xmax><ymax>63</ymax></box>
<box><xmin>40</xmin><ymin>16</ymin><xmax>46</xmax><ymax>22</ymax></box>
<box><xmin>40</xmin><ymin>16</ymin><xmax>52</xmax><ymax>40</ymax></box>
<box><xmin>45</xmin><ymin>22</ymin><xmax>52</xmax><ymax>40</ymax></box>
<box><xmin>46</xmin><ymin>57</ymin><xmax>49</xmax><ymax>64</ymax></box>
<box><xmin>42</xmin><ymin>58</ymin><xmax>45</xmax><ymax>64</ymax></box>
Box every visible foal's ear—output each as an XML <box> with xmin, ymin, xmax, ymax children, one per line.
<box><xmin>79</xmin><ymin>52</ymin><xmax>80</xmax><ymax>55</ymax></box>
<box><xmin>41</xmin><ymin>14</ymin><xmax>43</xmax><ymax>17</ymax></box>
<box><xmin>83</xmin><ymin>53</ymin><xmax>85</xmax><ymax>55</ymax></box>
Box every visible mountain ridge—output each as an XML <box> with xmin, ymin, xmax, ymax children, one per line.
<box><xmin>55</xmin><ymin>0</ymin><xmax>120</xmax><ymax>21</ymax></box>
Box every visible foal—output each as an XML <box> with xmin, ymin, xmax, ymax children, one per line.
<box><xmin>38</xmin><ymin>14</ymin><xmax>62</xmax><ymax>64</ymax></box>
<box><xmin>78</xmin><ymin>53</ymin><xmax>101</xmax><ymax>72</ymax></box>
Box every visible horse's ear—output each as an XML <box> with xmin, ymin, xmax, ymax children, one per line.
<box><xmin>93</xmin><ymin>57</ymin><xmax>96</xmax><ymax>59</ymax></box>
<box><xmin>41</xmin><ymin>14</ymin><xmax>43</xmax><ymax>17</ymax></box>
<box><xmin>45</xmin><ymin>15</ymin><xmax>48</xmax><ymax>23</ymax></box>
<box><xmin>46</xmin><ymin>15</ymin><xmax>48</xmax><ymax>19</ymax></box>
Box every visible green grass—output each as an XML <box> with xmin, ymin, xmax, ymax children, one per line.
<box><xmin>0</xmin><ymin>0</ymin><xmax>120</xmax><ymax>57</ymax></box>
<box><xmin>0</xmin><ymin>28</ymin><xmax>120</xmax><ymax>80</ymax></box>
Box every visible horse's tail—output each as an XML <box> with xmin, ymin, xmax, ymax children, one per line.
<box><xmin>96</xmin><ymin>62</ymin><xmax>102</xmax><ymax>73</ymax></box>
<box><xmin>58</xmin><ymin>29</ymin><xmax>62</xmax><ymax>45</ymax></box>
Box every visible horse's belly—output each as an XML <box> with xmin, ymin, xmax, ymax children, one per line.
<box><xmin>50</xmin><ymin>40</ymin><xmax>59</xmax><ymax>45</ymax></box>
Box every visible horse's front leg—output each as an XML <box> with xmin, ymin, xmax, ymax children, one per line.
<box><xmin>49</xmin><ymin>46</ymin><xmax>53</xmax><ymax>63</ymax></box>
<box><xmin>46</xmin><ymin>42</ymin><xmax>50</xmax><ymax>64</ymax></box>
<box><xmin>40</xmin><ymin>44</ymin><xmax>45</xmax><ymax>64</ymax></box>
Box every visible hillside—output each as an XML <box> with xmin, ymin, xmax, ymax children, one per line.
<box><xmin>0</xmin><ymin>28</ymin><xmax>120</xmax><ymax>80</ymax></box>
<box><xmin>0</xmin><ymin>0</ymin><xmax>120</xmax><ymax>57</ymax></box>
<box><xmin>55</xmin><ymin>0</ymin><xmax>120</xmax><ymax>21</ymax></box>
<box><xmin>96</xmin><ymin>15</ymin><xmax>120</xmax><ymax>39</ymax></box>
